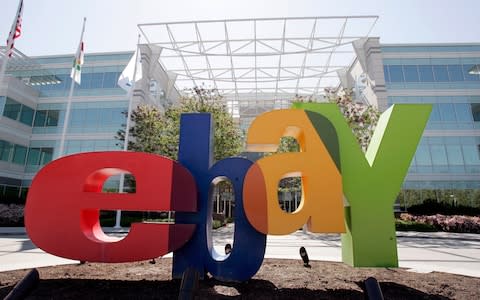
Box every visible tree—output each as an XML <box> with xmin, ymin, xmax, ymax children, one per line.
<box><xmin>277</xmin><ymin>89</ymin><xmax>380</xmax><ymax>197</ymax></box>
<box><xmin>293</xmin><ymin>88</ymin><xmax>380</xmax><ymax>152</ymax></box>
<box><xmin>116</xmin><ymin>86</ymin><xmax>243</xmax><ymax>161</ymax></box>
<box><xmin>323</xmin><ymin>88</ymin><xmax>380</xmax><ymax>152</ymax></box>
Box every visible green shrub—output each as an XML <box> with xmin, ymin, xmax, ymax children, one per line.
<box><xmin>408</xmin><ymin>199</ymin><xmax>480</xmax><ymax>216</ymax></box>
<box><xmin>400</xmin><ymin>213</ymin><xmax>480</xmax><ymax>233</ymax></box>
<box><xmin>212</xmin><ymin>220</ymin><xmax>224</xmax><ymax>229</ymax></box>
<box><xmin>395</xmin><ymin>219</ymin><xmax>437</xmax><ymax>232</ymax></box>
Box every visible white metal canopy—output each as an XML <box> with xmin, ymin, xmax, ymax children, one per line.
<box><xmin>138</xmin><ymin>16</ymin><xmax>378</xmax><ymax>129</ymax></box>
<box><xmin>0</xmin><ymin>46</ymin><xmax>62</xmax><ymax>86</ymax></box>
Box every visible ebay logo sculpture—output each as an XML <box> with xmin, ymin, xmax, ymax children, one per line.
<box><xmin>25</xmin><ymin>103</ymin><xmax>431</xmax><ymax>281</ymax></box>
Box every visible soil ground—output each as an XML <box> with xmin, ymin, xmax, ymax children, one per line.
<box><xmin>0</xmin><ymin>258</ymin><xmax>479</xmax><ymax>299</ymax></box>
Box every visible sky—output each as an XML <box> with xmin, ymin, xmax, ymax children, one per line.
<box><xmin>1</xmin><ymin>0</ymin><xmax>480</xmax><ymax>56</ymax></box>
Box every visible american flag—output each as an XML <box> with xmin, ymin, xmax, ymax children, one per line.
<box><xmin>6</xmin><ymin>0</ymin><xmax>24</xmax><ymax>57</ymax></box>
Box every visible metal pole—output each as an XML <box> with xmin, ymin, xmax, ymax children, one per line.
<box><xmin>58</xmin><ymin>18</ymin><xmax>86</xmax><ymax>158</ymax></box>
<box><xmin>114</xmin><ymin>34</ymin><xmax>142</xmax><ymax>229</ymax></box>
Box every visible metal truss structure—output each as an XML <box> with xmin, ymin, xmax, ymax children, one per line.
<box><xmin>140</xmin><ymin>16</ymin><xmax>378</xmax><ymax>129</ymax></box>
<box><xmin>0</xmin><ymin>46</ymin><xmax>61</xmax><ymax>86</ymax></box>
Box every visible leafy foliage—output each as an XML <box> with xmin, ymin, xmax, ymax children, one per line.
<box><xmin>278</xmin><ymin>89</ymin><xmax>380</xmax><ymax>193</ymax></box>
<box><xmin>116</xmin><ymin>86</ymin><xmax>243</xmax><ymax>161</ymax></box>
<box><xmin>407</xmin><ymin>199</ymin><xmax>480</xmax><ymax>216</ymax></box>
<box><xmin>324</xmin><ymin>88</ymin><xmax>379</xmax><ymax>152</ymax></box>
<box><xmin>293</xmin><ymin>89</ymin><xmax>380</xmax><ymax>152</ymax></box>
<box><xmin>399</xmin><ymin>213</ymin><xmax>480</xmax><ymax>233</ymax></box>
<box><xmin>395</xmin><ymin>218</ymin><xmax>437</xmax><ymax>232</ymax></box>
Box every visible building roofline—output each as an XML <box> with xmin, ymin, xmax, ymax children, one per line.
<box><xmin>138</xmin><ymin>15</ymin><xmax>379</xmax><ymax>27</ymax></box>
<box><xmin>29</xmin><ymin>50</ymin><xmax>135</xmax><ymax>59</ymax></box>
<box><xmin>381</xmin><ymin>42</ymin><xmax>480</xmax><ymax>47</ymax></box>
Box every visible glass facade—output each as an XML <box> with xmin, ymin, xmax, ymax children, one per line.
<box><xmin>381</xmin><ymin>45</ymin><xmax>480</xmax><ymax>208</ymax></box>
<box><xmin>0</xmin><ymin>51</ymin><xmax>132</xmax><ymax>204</ymax></box>
<box><xmin>0</xmin><ymin>140</ymin><xmax>29</xmax><ymax>165</ymax></box>
<box><xmin>387</xmin><ymin>96</ymin><xmax>480</xmax><ymax>130</ymax></box>
<box><xmin>408</xmin><ymin>136</ymin><xmax>480</xmax><ymax>174</ymax></box>
<box><xmin>29</xmin><ymin>70</ymin><xmax>124</xmax><ymax>95</ymax></box>
<box><xmin>384</xmin><ymin>64</ymin><xmax>480</xmax><ymax>83</ymax></box>
<box><xmin>68</xmin><ymin>101</ymin><xmax>127</xmax><ymax>134</ymax></box>
<box><xmin>2</xmin><ymin>97</ymin><xmax>35</xmax><ymax>126</ymax></box>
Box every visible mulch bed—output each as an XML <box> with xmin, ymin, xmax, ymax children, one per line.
<box><xmin>1</xmin><ymin>258</ymin><xmax>479</xmax><ymax>299</ymax></box>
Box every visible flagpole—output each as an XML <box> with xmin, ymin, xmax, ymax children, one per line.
<box><xmin>58</xmin><ymin>17</ymin><xmax>86</xmax><ymax>158</ymax></box>
<box><xmin>0</xmin><ymin>0</ymin><xmax>23</xmax><ymax>88</ymax></box>
<box><xmin>114</xmin><ymin>34</ymin><xmax>142</xmax><ymax>229</ymax></box>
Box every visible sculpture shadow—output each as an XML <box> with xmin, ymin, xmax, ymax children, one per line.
<box><xmin>197</xmin><ymin>277</ymin><xmax>363</xmax><ymax>299</ymax></box>
<box><xmin>0</xmin><ymin>278</ymin><xmax>455</xmax><ymax>299</ymax></box>
<box><xmin>0</xmin><ymin>278</ymin><xmax>180</xmax><ymax>300</ymax></box>
<box><xmin>356</xmin><ymin>280</ymin><xmax>451</xmax><ymax>300</ymax></box>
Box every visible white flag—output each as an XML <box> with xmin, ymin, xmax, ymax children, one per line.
<box><xmin>118</xmin><ymin>49</ymin><xmax>142</xmax><ymax>92</ymax></box>
<box><xmin>70</xmin><ymin>40</ymin><xmax>84</xmax><ymax>85</ymax></box>
<box><xmin>70</xmin><ymin>18</ymin><xmax>86</xmax><ymax>85</ymax></box>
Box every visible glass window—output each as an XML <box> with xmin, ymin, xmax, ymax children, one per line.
<box><xmin>428</xmin><ymin>104</ymin><xmax>441</xmax><ymax>122</ymax></box>
<box><xmin>463</xmin><ymin>64</ymin><xmax>480</xmax><ymax>81</ymax></box>
<box><xmin>418</xmin><ymin>65</ymin><xmax>434</xmax><ymax>82</ymax></box>
<box><xmin>46</xmin><ymin>110</ymin><xmax>60</xmax><ymax>126</ymax></box>
<box><xmin>4</xmin><ymin>186</ymin><xmax>20</xmax><ymax>198</ymax></box>
<box><xmin>0</xmin><ymin>140</ymin><xmax>12</xmax><ymax>162</ymax></box>
<box><xmin>34</xmin><ymin>110</ymin><xmax>47</xmax><ymax>127</ymax></box>
<box><xmin>80</xmin><ymin>73</ymin><xmax>92</xmax><ymax>89</ymax></box>
<box><xmin>403</xmin><ymin>65</ymin><xmax>419</xmax><ymax>82</ymax></box>
<box><xmin>27</xmin><ymin>148</ymin><xmax>40</xmax><ymax>166</ymax></box>
<box><xmin>20</xmin><ymin>187</ymin><xmax>28</xmax><ymax>201</ymax></box>
<box><xmin>388</xmin><ymin>66</ymin><xmax>404</xmax><ymax>82</ymax></box>
<box><xmin>446</xmin><ymin>145</ymin><xmax>464</xmax><ymax>165</ymax></box>
<box><xmin>19</xmin><ymin>105</ymin><xmax>34</xmax><ymax>126</ymax></box>
<box><xmin>383</xmin><ymin>66</ymin><xmax>390</xmax><ymax>82</ymax></box>
<box><xmin>472</xmin><ymin>103</ymin><xmax>480</xmax><ymax>121</ymax></box>
<box><xmin>112</xmin><ymin>108</ymin><xmax>126</xmax><ymax>124</ymax></box>
<box><xmin>447</xmin><ymin>65</ymin><xmax>464</xmax><ymax>81</ymax></box>
<box><xmin>65</xmin><ymin>140</ymin><xmax>82</xmax><ymax>155</ymax></box>
<box><xmin>70</xmin><ymin>109</ymin><xmax>86</xmax><ymax>127</ymax></box>
<box><xmin>455</xmin><ymin>104</ymin><xmax>473</xmax><ymax>122</ymax></box>
<box><xmin>90</xmin><ymin>73</ymin><xmax>104</xmax><ymax>89</ymax></box>
<box><xmin>3</xmin><ymin>98</ymin><xmax>21</xmax><ymax>120</ymax></box>
<box><xmin>462</xmin><ymin>145</ymin><xmax>480</xmax><ymax>164</ymax></box>
<box><xmin>12</xmin><ymin>145</ymin><xmax>27</xmax><ymax>165</ymax></box>
<box><xmin>40</xmin><ymin>148</ymin><xmax>53</xmax><ymax>165</ymax></box>
<box><xmin>103</xmin><ymin>72</ymin><xmax>118</xmax><ymax>88</ymax></box>
<box><xmin>444</xmin><ymin>136</ymin><xmax>461</xmax><ymax>145</ymax></box>
<box><xmin>438</xmin><ymin>103</ymin><xmax>456</xmax><ymax>121</ymax></box>
<box><xmin>85</xmin><ymin>108</ymin><xmax>100</xmax><ymax>123</ymax></box>
<box><xmin>430</xmin><ymin>145</ymin><xmax>448</xmax><ymax>165</ymax></box>
<box><xmin>433</xmin><ymin>65</ymin><xmax>449</xmax><ymax>82</ymax></box>
<box><xmin>427</xmin><ymin>137</ymin><xmax>443</xmax><ymax>145</ymax></box>
<box><xmin>56</xmin><ymin>74</ymin><xmax>67</xmax><ymax>90</ymax></box>
<box><xmin>415</xmin><ymin>145</ymin><xmax>431</xmax><ymax>165</ymax></box>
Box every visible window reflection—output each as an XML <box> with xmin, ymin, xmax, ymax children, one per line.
<box><xmin>385</xmin><ymin>64</ymin><xmax>480</xmax><ymax>83</ymax></box>
<box><xmin>2</xmin><ymin>98</ymin><xmax>35</xmax><ymax>126</ymax></box>
<box><xmin>433</xmin><ymin>65</ymin><xmax>449</xmax><ymax>81</ymax></box>
<box><xmin>403</xmin><ymin>65</ymin><xmax>419</xmax><ymax>82</ymax></box>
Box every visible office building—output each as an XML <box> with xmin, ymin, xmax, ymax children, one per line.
<box><xmin>1</xmin><ymin>17</ymin><xmax>479</xmax><ymax>211</ymax></box>
<box><xmin>346</xmin><ymin>39</ymin><xmax>480</xmax><ymax>208</ymax></box>
<box><xmin>0</xmin><ymin>45</ymin><xmax>178</xmax><ymax>202</ymax></box>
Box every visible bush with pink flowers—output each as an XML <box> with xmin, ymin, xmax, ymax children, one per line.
<box><xmin>399</xmin><ymin>213</ymin><xmax>480</xmax><ymax>234</ymax></box>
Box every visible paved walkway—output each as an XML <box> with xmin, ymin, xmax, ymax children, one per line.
<box><xmin>1</xmin><ymin>226</ymin><xmax>479</xmax><ymax>277</ymax></box>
